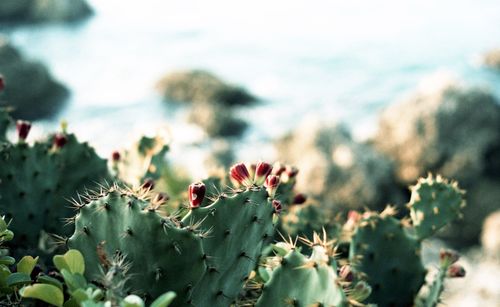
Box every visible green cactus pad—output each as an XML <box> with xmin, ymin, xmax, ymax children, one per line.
<box><xmin>280</xmin><ymin>203</ymin><xmax>340</xmax><ymax>241</ymax></box>
<box><xmin>0</xmin><ymin>141</ymin><xmax>59</xmax><ymax>248</ymax></box>
<box><xmin>115</xmin><ymin>135</ymin><xmax>169</xmax><ymax>186</ymax></box>
<box><xmin>409</xmin><ymin>175</ymin><xmax>465</xmax><ymax>240</ymax></box>
<box><xmin>182</xmin><ymin>187</ymin><xmax>275</xmax><ymax>307</ymax></box>
<box><xmin>45</xmin><ymin>133</ymin><xmax>111</xmax><ymax>236</ymax></box>
<box><xmin>256</xmin><ymin>244</ymin><xmax>347</xmax><ymax>307</ymax></box>
<box><xmin>0</xmin><ymin>132</ymin><xmax>110</xmax><ymax>250</ymax></box>
<box><xmin>68</xmin><ymin>186</ymin><xmax>206</xmax><ymax>304</ymax></box>
<box><xmin>349</xmin><ymin>212</ymin><xmax>426</xmax><ymax>306</ymax></box>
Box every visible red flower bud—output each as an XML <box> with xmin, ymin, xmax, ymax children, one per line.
<box><xmin>141</xmin><ymin>178</ymin><xmax>155</xmax><ymax>190</ymax></box>
<box><xmin>285</xmin><ymin>165</ymin><xmax>299</xmax><ymax>178</ymax></box>
<box><xmin>230</xmin><ymin>163</ymin><xmax>253</xmax><ymax>187</ymax></box>
<box><xmin>111</xmin><ymin>151</ymin><xmax>121</xmax><ymax>162</ymax></box>
<box><xmin>439</xmin><ymin>249</ymin><xmax>460</xmax><ymax>266</ymax></box>
<box><xmin>272</xmin><ymin>199</ymin><xmax>282</xmax><ymax>214</ymax></box>
<box><xmin>188</xmin><ymin>182</ymin><xmax>206</xmax><ymax>209</ymax></box>
<box><xmin>339</xmin><ymin>265</ymin><xmax>354</xmax><ymax>282</ymax></box>
<box><xmin>254</xmin><ymin>161</ymin><xmax>273</xmax><ymax>185</ymax></box>
<box><xmin>447</xmin><ymin>264</ymin><xmax>466</xmax><ymax>278</ymax></box>
<box><xmin>272</xmin><ymin>162</ymin><xmax>286</xmax><ymax>176</ymax></box>
<box><xmin>16</xmin><ymin>120</ymin><xmax>31</xmax><ymax>141</ymax></box>
<box><xmin>53</xmin><ymin>133</ymin><xmax>67</xmax><ymax>148</ymax></box>
<box><xmin>264</xmin><ymin>175</ymin><xmax>280</xmax><ymax>198</ymax></box>
<box><xmin>0</xmin><ymin>75</ymin><xmax>5</xmax><ymax>92</ymax></box>
<box><xmin>293</xmin><ymin>193</ymin><xmax>307</xmax><ymax>205</ymax></box>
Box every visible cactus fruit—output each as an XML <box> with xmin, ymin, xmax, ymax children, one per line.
<box><xmin>68</xmin><ymin>185</ymin><xmax>206</xmax><ymax>304</ymax></box>
<box><xmin>348</xmin><ymin>174</ymin><xmax>465</xmax><ymax>306</ymax></box>
<box><xmin>254</xmin><ymin>234</ymin><xmax>349</xmax><ymax>307</ymax></box>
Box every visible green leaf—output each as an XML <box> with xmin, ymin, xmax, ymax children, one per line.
<box><xmin>60</xmin><ymin>269</ymin><xmax>87</xmax><ymax>292</ymax></box>
<box><xmin>0</xmin><ymin>256</ymin><xmax>15</xmax><ymax>266</ymax></box>
<box><xmin>150</xmin><ymin>292</ymin><xmax>177</xmax><ymax>307</ymax></box>
<box><xmin>37</xmin><ymin>274</ymin><xmax>63</xmax><ymax>290</ymax></box>
<box><xmin>20</xmin><ymin>284</ymin><xmax>64</xmax><ymax>306</ymax></box>
<box><xmin>53</xmin><ymin>250</ymin><xmax>85</xmax><ymax>275</ymax></box>
<box><xmin>69</xmin><ymin>288</ymin><xmax>91</xmax><ymax>303</ymax></box>
<box><xmin>0</xmin><ymin>265</ymin><xmax>11</xmax><ymax>286</ymax></box>
<box><xmin>17</xmin><ymin>256</ymin><xmax>39</xmax><ymax>275</ymax></box>
<box><xmin>63</xmin><ymin>298</ymin><xmax>81</xmax><ymax>307</ymax></box>
<box><xmin>6</xmin><ymin>272</ymin><xmax>31</xmax><ymax>287</ymax></box>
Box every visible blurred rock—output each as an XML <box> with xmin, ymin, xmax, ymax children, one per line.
<box><xmin>482</xmin><ymin>48</ymin><xmax>500</xmax><ymax>70</ymax></box>
<box><xmin>276</xmin><ymin>118</ymin><xmax>403</xmax><ymax>211</ymax></box>
<box><xmin>375</xmin><ymin>75</ymin><xmax>500</xmax><ymax>246</ymax></box>
<box><xmin>187</xmin><ymin>103</ymin><xmax>247</xmax><ymax>138</ymax></box>
<box><xmin>375</xmin><ymin>76</ymin><xmax>500</xmax><ymax>185</ymax></box>
<box><xmin>156</xmin><ymin>70</ymin><xmax>257</xmax><ymax>107</ymax></box>
<box><xmin>0</xmin><ymin>38</ymin><xmax>69</xmax><ymax>120</ymax></box>
<box><xmin>0</xmin><ymin>0</ymin><xmax>92</xmax><ymax>22</ymax></box>
<box><xmin>482</xmin><ymin>210</ymin><xmax>500</xmax><ymax>259</ymax></box>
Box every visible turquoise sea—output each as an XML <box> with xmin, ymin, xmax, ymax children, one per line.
<box><xmin>2</xmin><ymin>0</ymin><xmax>500</xmax><ymax>169</ymax></box>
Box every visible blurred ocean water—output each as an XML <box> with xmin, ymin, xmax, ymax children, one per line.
<box><xmin>2</xmin><ymin>0</ymin><xmax>500</xmax><ymax>160</ymax></box>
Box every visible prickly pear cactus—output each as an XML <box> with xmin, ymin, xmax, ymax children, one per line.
<box><xmin>183</xmin><ymin>187</ymin><xmax>275</xmax><ymax>307</ymax></box>
<box><xmin>255</xmin><ymin>236</ymin><xmax>348</xmax><ymax>307</ymax></box>
<box><xmin>68</xmin><ymin>185</ymin><xmax>206</xmax><ymax>305</ymax></box>
<box><xmin>280</xmin><ymin>203</ymin><xmax>340</xmax><ymax>241</ymax></box>
<box><xmin>0</xmin><ymin>141</ymin><xmax>58</xmax><ymax>248</ymax></box>
<box><xmin>113</xmin><ymin>134</ymin><xmax>169</xmax><ymax>186</ymax></box>
<box><xmin>0</xmin><ymin>122</ymin><xmax>110</xmax><ymax>251</ymax></box>
<box><xmin>409</xmin><ymin>175</ymin><xmax>465</xmax><ymax>240</ymax></box>
<box><xmin>348</xmin><ymin>175</ymin><xmax>465</xmax><ymax>306</ymax></box>
<box><xmin>44</xmin><ymin>132</ymin><xmax>111</xmax><ymax>236</ymax></box>
<box><xmin>349</xmin><ymin>209</ymin><xmax>426</xmax><ymax>306</ymax></box>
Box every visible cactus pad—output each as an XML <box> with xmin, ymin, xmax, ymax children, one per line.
<box><xmin>349</xmin><ymin>211</ymin><xmax>426</xmax><ymax>306</ymax></box>
<box><xmin>409</xmin><ymin>175</ymin><xmax>465</xmax><ymax>240</ymax></box>
<box><xmin>68</xmin><ymin>185</ymin><xmax>206</xmax><ymax>304</ymax></box>
<box><xmin>183</xmin><ymin>187</ymin><xmax>276</xmax><ymax>307</ymax></box>
<box><xmin>256</xmin><ymin>241</ymin><xmax>348</xmax><ymax>307</ymax></box>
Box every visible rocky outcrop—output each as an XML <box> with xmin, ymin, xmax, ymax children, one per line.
<box><xmin>276</xmin><ymin>118</ymin><xmax>404</xmax><ymax>211</ymax></box>
<box><xmin>0</xmin><ymin>0</ymin><xmax>92</xmax><ymax>23</ymax></box>
<box><xmin>482</xmin><ymin>48</ymin><xmax>500</xmax><ymax>70</ymax></box>
<box><xmin>187</xmin><ymin>103</ymin><xmax>247</xmax><ymax>138</ymax></box>
<box><xmin>157</xmin><ymin>70</ymin><xmax>256</xmax><ymax>138</ymax></box>
<box><xmin>0</xmin><ymin>38</ymin><xmax>69</xmax><ymax>120</ymax></box>
<box><xmin>157</xmin><ymin>70</ymin><xmax>257</xmax><ymax>107</ymax></box>
<box><xmin>375</xmin><ymin>77</ymin><xmax>500</xmax><ymax>185</ymax></box>
<box><xmin>374</xmin><ymin>75</ymin><xmax>500</xmax><ymax>246</ymax></box>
